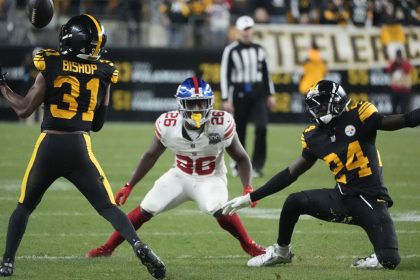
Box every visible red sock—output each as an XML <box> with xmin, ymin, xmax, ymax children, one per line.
<box><xmin>216</xmin><ymin>213</ymin><xmax>253</xmax><ymax>246</ymax></box>
<box><xmin>105</xmin><ymin>206</ymin><xmax>152</xmax><ymax>250</ymax></box>
<box><xmin>216</xmin><ymin>213</ymin><xmax>265</xmax><ymax>256</ymax></box>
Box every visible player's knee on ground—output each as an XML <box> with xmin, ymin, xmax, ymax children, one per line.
<box><xmin>283</xmin><ymin>192</ymin><xmax>310</xmax><ymax>214</ymax></box>
<box><xmin>376</xmin><ymin>248</ymin><xmax>400</xmax><ymax>269</ymax></box>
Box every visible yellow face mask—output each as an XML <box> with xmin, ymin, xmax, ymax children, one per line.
<box><xmin>191</xmin><ymin>113</ymin><xmax>202</xmax><ymax>128</ymax></box>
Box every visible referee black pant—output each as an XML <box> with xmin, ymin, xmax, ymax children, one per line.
<box><xmin>233</xmin><ymin>87</ymin><xmax>268</xmax><ymax>171</ymax></box>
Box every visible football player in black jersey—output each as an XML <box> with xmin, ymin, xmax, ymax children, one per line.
<box><xmin>0</xmin><ymin>14</ymin><xmax>165</xmax><ymax>279</ymax></box>
<box><xmin>222</xmin><ymin>80</ymin><xmax>420</xmax><ymax>269</ymax></box>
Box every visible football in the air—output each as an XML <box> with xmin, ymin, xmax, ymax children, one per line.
<box><xmin>27</xmin><ymin>0</ymin><xmax>54</xmax><ymax>28</ymax></box>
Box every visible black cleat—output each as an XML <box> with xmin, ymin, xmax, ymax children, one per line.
<box><xmin>0</xmin><ymin>261</ymin><xmax>14</xmax><ymax>277</ymax></box>
<box><xmin>134</xmin><ymin>241</ymin><xmax>166</xmax><ymax>279</ymax></box>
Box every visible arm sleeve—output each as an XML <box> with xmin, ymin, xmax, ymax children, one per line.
<box><xmin>363</xmin><ymin>112</ymin><xmax>384</xmax><ymax>132</ymax></box>
<box><xmin>404</xmin><ymin>108</ymin><xmax>420</xmax><ymax>127</ymax></box>
<box><xmin>250</xmin><ymin>168</ymin><xmax>297</xmax><ymax>201</ymax></box>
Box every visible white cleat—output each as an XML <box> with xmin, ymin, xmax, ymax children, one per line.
<box><xmin>247</xmin><ymin>244</ymin><xmax>293</xmax><ymax>267</ymax></box>
<box><xmin>351</xmin><ymin>253</ymin><xmax>383</xmax><ymax>269</ymax></box>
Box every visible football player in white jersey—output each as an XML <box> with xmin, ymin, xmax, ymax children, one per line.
<box><xmin>86</xmin><ymin>77</ymin><xmax>265</xmax><ymax>259</ymax></box>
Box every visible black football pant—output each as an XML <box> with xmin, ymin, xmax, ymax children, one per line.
<box><xmin>277</xmin><ymin>188</ymin><xmax>400</xmax><ymax>269</ymax></box>
<box><xmin>233</xmin><ymin>89</ymin><xmax>268</xmax><ymax>171</ymax></box>
<box><xmin>2</xmin><ymin>133</ymin><xmax>140</xmax><ymax>262</ymax></box>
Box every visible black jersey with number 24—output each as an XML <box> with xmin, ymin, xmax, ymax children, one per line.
<box><xmin>300</xmin><ymin>101</ymin><xmax>393</xmax><ymax>206</ymax></box>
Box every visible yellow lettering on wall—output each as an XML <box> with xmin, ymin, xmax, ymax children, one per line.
<box><xmin>112</xmin><ymin>90</ymin><xmax>132</xmax><ymax>111</ymax></box>
<box><xmin>199</xmin><ymin>63</ymin><xmax>220</xmax><ymax>83</ymax></box>
<box><xmin>273</xmin><ymin>92</ymin><xmax>291</xmax><ymax>113</ymax></box>
<box><xmin>348</xmin><ymin>70</ymin><xmax>369</xmax><ymax>85</ymax></box>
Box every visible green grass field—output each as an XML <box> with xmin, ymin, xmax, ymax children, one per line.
<box><xmin>0</xmin><ymin>122</ymin><xmax>419</xmax><ymax>280</ymax></box>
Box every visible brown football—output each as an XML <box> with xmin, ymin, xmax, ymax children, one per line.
<box><xmin>27</xmin><ymin>0</ymin><xmax>54</xmax><ymax>28</ymax></box>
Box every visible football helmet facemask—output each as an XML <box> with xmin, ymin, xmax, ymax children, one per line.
<box><xmin>59</xmin><ymin>14</ymin><xmax>107</xmax><ymax>61</ymax></box>
<box><xmin>305</xmin><ymin>80</ymin><xmax>350</xmax><ymax>125</ymax></box>
<box><xmin>175</xmin><ymin>77</ymin><xmax>214</xmax><ymax>128</ymax></box>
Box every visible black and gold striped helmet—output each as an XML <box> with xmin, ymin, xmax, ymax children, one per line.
<box><xmin>305</xmin><ymin>80</ymin><xmax>350</xmax><ymax>125</ymax></box>
<box><xmin>59</xmin><ymin>14</ymin><xmax>107</xmax><ymax>61</ymax></box>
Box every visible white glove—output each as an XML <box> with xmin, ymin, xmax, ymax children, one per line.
<box><xmin>222</xmin><ymin>193</ymin><xmax>252</xmax><ymax>216</ymax></box>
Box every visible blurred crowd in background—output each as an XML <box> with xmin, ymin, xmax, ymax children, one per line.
<box><xmin>0</xmin><ymin>0</ymin><xmax>419</xmax><ymax>48</ymax></box>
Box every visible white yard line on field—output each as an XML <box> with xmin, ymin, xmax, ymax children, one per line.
<box><xmin>1</xmin><ymin>229</ymin><xmax>419</xmax><ymax>238</ymax></box>
<box><xmin>15</xmin><ymin>254</ymin><xmax>420</xmax><ymax>261</ymax></box>
<box><xmin>1</xmin><ymin>208</ymin><xmax>420</xmax><ymax>222</ymax></box>
<box><xmin>16</xmin><ymin>255</ymin><xmax>83</xmax><ymax>260</ymax></box>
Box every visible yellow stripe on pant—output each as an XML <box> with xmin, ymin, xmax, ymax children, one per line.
<box><xmin>19</xmin><ymin>133</ymin><xmax>46</xmax><ymax>203</ymax></box>
<box><xmin>82</xmin><ymin>134</ymin><xmax>116</xmax><ymax>204</ymax></box>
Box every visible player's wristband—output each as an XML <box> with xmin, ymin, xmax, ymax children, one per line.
<box><xmin>244</xmin><ymin>184</ymin><xmax>252</xmax><ymax>190</ymax></box>
<box><xmin>125</xmin><ymin>182</ymin><xmax>133</xmax><ymax>189</ymax></box>
<box><xmin>404</xmin><ymin>108</ymin><xmax>420</xmax><ymax>128</ymax></box>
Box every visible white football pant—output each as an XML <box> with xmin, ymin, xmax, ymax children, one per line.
<box><xmin>141</xmin><ymin>168</ymin><xmax>228</xmax><ymax>215</ymax></box>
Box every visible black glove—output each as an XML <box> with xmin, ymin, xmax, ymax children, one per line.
<box><xmin>0</xmin><ymin>65</ymin><xmax>8</xmax><ymax>85</ymax></box>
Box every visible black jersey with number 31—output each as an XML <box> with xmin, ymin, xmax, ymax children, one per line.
<box><xmin>301</xmin><ymin>101</ymin><xmax>393</xmax><ymax>206</ymax></box>
<box><xmin>33</xmin><ymin>49</ymin><xmax>118</xmax><ymax>132</ymax></box>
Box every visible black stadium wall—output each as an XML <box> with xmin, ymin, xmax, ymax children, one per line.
<box><xmin>1</xmin><ymin>45</ymin><xmax>419</xmax><ymax>122</ymax></box>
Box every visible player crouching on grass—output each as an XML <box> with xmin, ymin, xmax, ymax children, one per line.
<box><xmin>86</xmin><ymin>77</ymin><xmax>266</xmax><ymax>259</ymax></box>
<box><xmin>222</xmin><ymin>80</ymin><xmax>420</xmax><ymax>269</ymax></box>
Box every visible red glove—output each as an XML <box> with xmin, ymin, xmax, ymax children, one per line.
<box><xmin>242</xmin><ymin>185</ymin><xmax>258</xmax><ymax>208</ymax></box>
<box><xmin>115</xmin><ymin>183</ymin><xmax>133</xmax><ymax>206</ymax></box>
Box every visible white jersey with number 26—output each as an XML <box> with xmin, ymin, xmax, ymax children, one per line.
<box><xmin>154</xmin><ymin>110</ymin><xmax>235</xmax><ymax>177</ymax></box>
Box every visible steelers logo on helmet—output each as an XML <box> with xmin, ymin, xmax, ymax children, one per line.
<box><xmin>175</xmin><ymin>77</ymin><xmax>214</xmax><ymax>128</ymax></box>
<box><xmin>305</xmin><ymin>80</ymin><xmax>350</xmax><ymax>125</ymax></box>
<box><xmin>59</xmin><ymin>14</ymin><xmax>107</xmax><ymax>61</ymax></box>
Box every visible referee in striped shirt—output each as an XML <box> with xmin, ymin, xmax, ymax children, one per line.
<box><xmin>220</xmin><ymin>15</ymin><xmax>275</xmax><ymax>177</ymax></box>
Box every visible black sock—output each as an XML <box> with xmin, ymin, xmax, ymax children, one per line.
<box><xmin>98</xmin><ymin>205</ymin><xmax>141</xmax><ymax>247</ymax></box>
<box><xmin>277</xmin><ymin>193</ymin><xmax>308</xmax><ymax>245</ymax></box>
<box><xmin>2</xmin><ymin>204</ymin><xmax>32</xmax><ymax>263</ymax></box>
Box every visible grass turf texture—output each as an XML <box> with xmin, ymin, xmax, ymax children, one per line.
<box><xmin>0</xmin><ymin>122</ymin><xmax>419</xmax><ymax>280</ymax></box>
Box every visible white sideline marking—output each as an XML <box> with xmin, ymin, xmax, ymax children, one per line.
<box><xmin>1</xmin><ymin>229</ymin><xmax>418</xmax><ymax>238</ymax></box>
<box><xmin>16</xmin><ymin>255</ymin><xmax>82</xmax><ymax>260</ymax></box>
<box><xmin>1</xmin><ymin>208</ymin><xmax>420</xmax><ymax>222</ymax></box>
<box><xmin>177</xmin><ymin>255</ymin><xmax>244</xmax><ymax>259</ymax></box>
<box><xmin>337</xmin><ymin>254</ymin><xmax>420</xmax><ymax>260</ymax></box>
<box><xmin>15</xmin><ymin>254</ymin><xmax>420</xmax><ymax>261</ymax></box>
<box><xmin>0</xmin><ymin>180</ymin><xmax>75</xmax><ymax>191</ymax></box>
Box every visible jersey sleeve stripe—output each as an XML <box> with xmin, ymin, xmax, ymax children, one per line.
<box><xmin>154</xmin><ymin>119</ymin><xmax>162</xmax><ymax>139</ymax></box>
<box><xmin>359</xmin><ymin>102</ymin><xmax>378</xmax><ymax>123</ymax></box>
<box><xmin>111</xmin><ymin>69</ymin><xmax>119</xmax><ymax>84</ymax></box>
<box><xmin>224</xmin><ymin>122</ymin><xmax>235</xmax><ymax>139</ymax></box>
<box><xmin>33</xmin><ymin>54</ymin><xmax>46</xmax><ymax>71</ymax></box>
<box><xmin>300</xmin><ymin>134</ymin><xmax>308</xmax><ymax>149</ymax></box>
<box><xmin>358</xmin><ymin>102</ymin><xmax>370</xmax><ymax>113</ymax></box>
<box><xmin>155</xmin><ymin>127</ymin><xmax>162</xmax><ymax>140</ymax></box>
<box><xmin>155</xmin><ymin>129</ymin><xmax>162</xmax><ymax>140</ymax></box>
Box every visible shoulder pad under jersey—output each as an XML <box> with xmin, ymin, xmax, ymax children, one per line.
<box><xmin>352</xmin><ymin>101</ymin><xmax>378</xmax><ymax>123</ymax></box>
